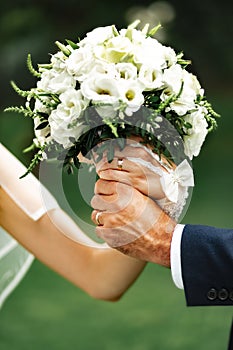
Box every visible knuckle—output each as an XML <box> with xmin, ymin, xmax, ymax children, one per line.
<box><xmin>90</xmin><ymin>195</ymin><xmax>98</xmax><ymax>208</ymax></box>
<box><xmin>103</xmin><ymin>169</ymin><xmax>115</xmax><ymax>179</ymax></box>
<box><xmin>91</xmin><ymin>210</ymin><xmax>97</xmax><ymax>222</ymax></box>
<box><xmin>94</xmin><ymin>179</ymin><xmax>102</xmax><ymax>194</ymax></box>
<box><xmin>106</xmin><ymin>179</ymin><xmax>117</xmax><ymax>193</ymax></box>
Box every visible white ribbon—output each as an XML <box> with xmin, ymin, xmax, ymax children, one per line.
<box><xmin>160</xmin><ymin>159</ymin><xmax>194</xmax><ymax>203</ymax></box>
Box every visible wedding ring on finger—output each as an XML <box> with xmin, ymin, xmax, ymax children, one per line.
<box><xmin>117</xmin><ymin>158</ymin><xmax>124</xmax><ymax>170</ymax></box>
<box><xmin>95</xmin><ymin>211</ymin><xmax>103</xmax><ymax>226</ymax></box>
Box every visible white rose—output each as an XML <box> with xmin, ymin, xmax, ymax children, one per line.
<box><xmin>133</xmin><ymin>37</ymin><xmax>167</xmax><ymax>69</ymax></box>
<box><xmin>66</xmin><ymin>47</ymin><xmax>95</xmax><ymax>81</ymax></box>
<box><xmin>183</xmin><ymin>106</ymin><xmax>208</xmax><ymax>159</ymax></box>
<box><xmin>183</xmin><ymin>70</ymin><xmax>204</xmax><ymax>97</ymax></box>
<box><xmin>48</xmin><ymin>89</ymin><xmax>88</xmax><ymax>148</ymax></box>
<box><xmin>37</xmin><ymin>69</ymin><xmax>76</xmax><ymax>94</ymax></box>
<box><xmin>162</xmin><ymin>46</ymin><xmax>177</xmax><ymax>67</ymax></box>
<box><xmin>50</xmin><ymin>51</ymin><xmax>67</xmax><ymax>71</ymax></box>
<box><xmin>162</xmin><ymin>64</ymin><xmax>184</xmax><ymax>94</ymax></box>
<box><xmin>167</xmin><ymin>89</ymin><xmax>196</xmax><ymax>116</ymax></box>
<box><xmin>161</xmin><ymin>65</ymin><xmax>197</xmax><ymax>115</ymax></box>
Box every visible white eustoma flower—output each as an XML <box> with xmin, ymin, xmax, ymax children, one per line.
<box><xmin>33</xmin><ymin>100</ymin><xmax>52</xmax><ymax>146</ymax></box>
<box><xmin>81</xmin><ymin>75</ymin><xmax>144</xmax><ymax>117</ymax></box>
<box><xmin>118</xmin><ymin>79</ymin><xmax>144</xmax><ymax>116</ymax></box>
<box><xmin>138</xmin><ymin>65</ymin><xmax>163</xmax><ymax>90</ymax></box>
<box><xmin>95</xmin><ymin>35</ymin><xmax>133</xmax><ymax>63</ymax></box>
<box><xmin>81</xmin><ymin>75</ymin><xmax>121</xmax><ymax>104</ymax></box>
<box><xmin>183</xmin><ymin>106</ymin><xmax>209</xmax><ymax>159</ymax></box>
<box><xmin>120</xmin><ymin>28</ymin><xmax>147</xmax><ymax>46</ymax></box>
<box><xmin>33</xmin><ymin>116</ymin><xmax>52</xmax><ymax>147</ymax></box>
<box><xmin>79</xmin><ymin>26</ymin><xmax>115</xmax><ymax>46</ymax></box>
<box><xmin>48</xmin><ymin>89</ymin><xmax>88</xmax><ymax>148</ymax></box>
<box><xmin>34</xmin><ymin>99</ymin><xmax>50</xmax><ymax>114</ymax></box>
<box><xmin>37</xmin><ymin>69</ymin><xmax>76</xmax><ymax>94</ymax></box>
<box><xmin>115</xmin><ymin>63</ymin><xmax>137</xmax><ymax>80</ymax></box>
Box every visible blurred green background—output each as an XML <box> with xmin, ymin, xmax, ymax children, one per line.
<box><xmin>0</xmin><ymin>0</ymin><xmax>232</xmax><ymax>349</ymax></box>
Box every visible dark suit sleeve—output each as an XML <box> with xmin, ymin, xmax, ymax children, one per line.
<box><xmin>181</xmin><ymin>224</ymin><xmax>233</xmax><ymax>306</ymax></box>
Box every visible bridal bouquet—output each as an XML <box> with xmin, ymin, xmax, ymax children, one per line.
<box><xmin>6</xmin><ymin>20</ymin><xmax>219</xmax><ymax>176</ymax></box>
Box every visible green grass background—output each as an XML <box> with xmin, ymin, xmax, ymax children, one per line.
<box><xmin>0</xmin><ymin>96</ymin><xmax>232</xmax><ymax>349</ymax></box>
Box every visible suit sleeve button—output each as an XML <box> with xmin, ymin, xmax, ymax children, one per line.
<box><xmin>218</xmin><ymin>288</ymin><xmax>228</xmax><ymax>301</ymax></box>
<box><xmin>207</xmin><ymin>288</ymin><xmax>217</xmax><ymax>301</ymax></box>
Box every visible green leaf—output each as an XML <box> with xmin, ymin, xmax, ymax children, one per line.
<box><xmin>23</xmin><ymin>143</ymin><xmax>36</xmax><ymax>153</ymax></box>
<box><xmin>117</xmin><ymin>137</ymin><xmax>126</xmax><ymax>150</ymax></box>
<box><xmin>112</xmin><ymin>25</ymin><xmax>119</xmax><ymax>36</ymax></box>
<box><xmin>184</xmin><ymin>122</ymin><xmax>192</xmax><ymax>129</ymax></box>
<box><xmin>55</xmin><ymin>41</ymin><xmax>71</xmax><ymax>56</ymax></box>
<box><xmin>127</xmin><ymin>20</ymin><xmax>140</xmax><ymax>30</ymax></box>
<box><xmin>107</xmin><ymin>143</ymin><xmax>114</xmax><ymax>163</ymax></box>
<box><xmin>38</xmin><ymin>63</ymin><xmax>53</xmax><ymax>70</ymax></box>
<box><xmin>147</xmin><ymin>23</ymin><xmax>162</xmax><ymax>37</ymax></box>
<box><xmin>35</xmin><ymin>121</ymin><xmax>49</xmax><ymax>130</ymax></box>
<box><xmin>65</xmin><ymin>39</ymin><xmax>79</xmax><ymax>50</ymax></box>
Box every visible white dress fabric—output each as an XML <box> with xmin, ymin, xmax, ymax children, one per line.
<box><xmin>0</xmin><ymin>143</ymin><xmax>108</xmax><ymax>308</ymax></box>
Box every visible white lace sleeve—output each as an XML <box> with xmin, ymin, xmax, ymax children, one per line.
<box><xmin>126</xmin><ymin>144</ymin><xmax>194</xmax><ymax>221</ymax></box>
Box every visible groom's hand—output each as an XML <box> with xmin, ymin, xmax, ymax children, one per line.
<box><xmin>91</xmin><ymin>179</ymin><xmax>176</xmax><ymax>267</ymax></box>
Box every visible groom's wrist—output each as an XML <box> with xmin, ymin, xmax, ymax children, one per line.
<box><xmin>115</xmin><ymin>211</ymin><xmax>176</xmax><ymax>267</ymax></box>
<box><xmin>150</xmin><ymin>211</ymin><xmax>176</xmax><ymax>268</ymax></box>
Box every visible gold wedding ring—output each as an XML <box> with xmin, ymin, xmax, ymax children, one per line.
<box><xmin>96</xmin><ymin>211</ymin><xmax>102</xmax><ymax>226</ymax></box>
<box><xmin>117</xmin><ymin>158</ymin><xmax>123</xmax><ymax>170</ymax></box>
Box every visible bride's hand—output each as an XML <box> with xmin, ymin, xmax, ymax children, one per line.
<box><xmin>91</xmin><ymin>180</ymin><xmax>176</xmax><ymax>267</ymax></box>
<box><xmin>96</xmin><ymin>144</ymin><xmax>172</xmax><ymax>201</ymax></box>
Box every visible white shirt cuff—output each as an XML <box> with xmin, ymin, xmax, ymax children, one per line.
<box><xmin>170</xmin><ymin>224</ymin><xmax>185</xmax><ymax>289</ymax></box>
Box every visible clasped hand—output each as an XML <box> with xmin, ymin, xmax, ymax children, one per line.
<box><xmin>91</xmin><ymin>143</ymin><xmax>177</xmax><ymax>267</ymax></box>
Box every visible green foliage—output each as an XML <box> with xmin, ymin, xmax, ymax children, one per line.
<box><xmin>4</xmin><ymin>105</ymin><xmax>35</xmax><ymax>119</ymax></box>
<box><xmin>27</xmin><ymin>54</ymin><xmax>41</xmax><ymax>78</ymax></box>
<box><xmin>55</xmin><ymin>41</ymin><xmax>71</xmax><ymax>56</ymax></box>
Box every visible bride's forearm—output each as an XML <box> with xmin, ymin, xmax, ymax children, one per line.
<box><xmin>0</xmin><ymin>188</ymin><xmax>145</xmax><ymax>301</ymax></box>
